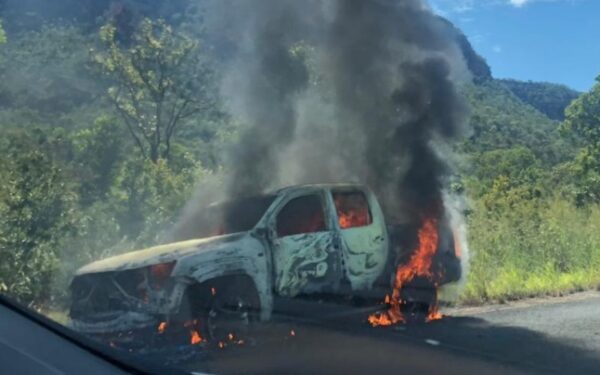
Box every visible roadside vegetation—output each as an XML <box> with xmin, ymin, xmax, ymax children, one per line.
<box><xmin>0</xmin><ymin>2</ymin><xmax>599</xmax><ymax>310</ymax></box>
<box><xmin>464</xmin><ymin>199</ymin><xmax>600</xmax><ymax>303</ymax></box>
<box><xmin>461</xmin><ymin>78</ymin><xmax>600</xmax><ymax>304</ymax></box>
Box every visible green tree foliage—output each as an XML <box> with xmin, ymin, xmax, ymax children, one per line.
<box><xmin>0</xmin><ymin>130</ymin><xmax>78</xmax><ymax>305</ymax></box>
<box><xmin>460</xmin><ymin>80</ymin><xmax>575</xmax><ymax>165</ymax></box>
<box><xmin>0</xmin><ymin>20</ymin><xmax>6</xmax><ymax>44</ymax></box>
<box><xmin>0</xmin><ymin>18</ymin><xmax>220</xmax><ymax>307</ymax></box>
<box><xmin>466</xmin><ymin>147</ymin><xmax>544</xmax><ymax>201</ymax></box>
<box><xmin>110</xmin><ymin>156</ymin><xmax>202</xmax><ymax>244</ymax></box>
<box><xmin>0</xmin><ymin>24</ymin><xmax>105</xmax><ymax>131</ymax></box>
<box><xmin>93</xmin><ymin>18</ymin><xmax>215</xmax><ymax>163</ymax></box>
<box><xmin>462</xmin><ymin>81</ymin><xmax>555</xmax><ymax>152</ymax></box>
<box><xmin>0</xmin><ymin>123</ymin><xmax>206</xmax><ymax>307</ymax></box>
<box><xmin>500</xmin><ymin>79</ymin><xmax>580</xmax><ymax>121</ymax></box>
<box><xmin>563</xmin><ymin>77</ymin><xmax>600</xmax><ymax>151</ymax></box>
<box><xmin>71</xmin><ymin>116</ymin><xmax>127</xmax><ymax>204</ymax></box>
<box><xmin>560</xmin><ymin>77</ymin><xmax>600</xmax><ymax>205</ymax></box>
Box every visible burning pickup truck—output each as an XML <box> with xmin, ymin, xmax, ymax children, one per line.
<box><xmin>69</xmin><ymin>184</ymin><xmax>461</xmax><ymax>347</ymax></box>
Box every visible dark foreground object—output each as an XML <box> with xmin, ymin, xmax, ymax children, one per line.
<box><xmin>0</xmin><ymin>295</ymin><xmax>188</xmax><ymax>375</ymax></box>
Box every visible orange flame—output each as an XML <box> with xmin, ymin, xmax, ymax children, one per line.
<box><xmin>426</xmin><ymin>310</ymin><xmax>443</xmax><ymax>322</ymax></box>
<box><xmin>338</xmin><ymin>210</ymin><xmax>370</xmax><ymax>229</ymax></box>
<box><xmin>183</xmin><ymin>319</ymin><xmax>204</xmax><ymax>345</ymax></box>
<box><xmin>335</xmin><ymin>195</ymin><xmax>371</xmax><ymax>229</ymax></box>
<box><xmin>190</xmin><ymin>330</ymin><xmax>203</xmax><ymax>345</ymax></box>
<box><xmin>157</xmin><ymin>321</ymin><xmax>167</xmax><ymax>334</ymax></box>
<box><xmin>369</xmin><ymin>216</ymin><xmax>441</xmax><ymax>326</ymax></box>
<box><xmin>454</xmin><ymin>231</ymin><xmax>462</xmax><ymax>259</ymax></box>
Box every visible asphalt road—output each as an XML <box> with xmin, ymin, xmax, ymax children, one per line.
<box><xmin>181</xmin><ymin>291</ymin><xmax>600</xmax><ymax>375</ymax></box>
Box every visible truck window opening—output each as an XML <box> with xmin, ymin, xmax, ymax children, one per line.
<box><xmin>333</xmin><ymin>191</ymin><xmax>372</xmax><ymax>229</ymax></box>
<box><xmin>276</xmin><ymin>195</ymin><xmax>327</xmax><ymax>237</ymax></box>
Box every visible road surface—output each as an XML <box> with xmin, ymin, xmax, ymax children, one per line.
<box><xmin>181</xmin><ymin>291</ymin><xmax>600</xmax><ymax>374</ymax></box>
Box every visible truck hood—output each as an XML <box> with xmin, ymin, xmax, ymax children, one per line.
<box><xmin>75</xmin><ymin>232</ymin><xmax>247</xmax><ymax>275</ymax></box>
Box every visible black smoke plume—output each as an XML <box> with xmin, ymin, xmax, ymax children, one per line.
<box><xmin>211</xmin><ymin>0</ymin><xmax>467</xmax><ymax>222</ymax></box>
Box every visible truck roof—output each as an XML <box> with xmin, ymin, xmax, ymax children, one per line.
<box><xmin>209</xmin><ymin>184</ymin><xmax>369</xmax><ymax>206</ymax></box>
<box><xmin>273</xmin><ymin>183</ymin><xmax>368</xmax><ymax>195</ymax></box>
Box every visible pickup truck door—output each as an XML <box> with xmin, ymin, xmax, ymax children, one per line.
<box><xmin>269</xmin><ymin>192</ymin><xmax>342</xmax><ymax>297</ymax></box>
<box><xmin>330</xmin><ymin>189</ymin><xmax>389</xmax><ymax>291</ymax></box>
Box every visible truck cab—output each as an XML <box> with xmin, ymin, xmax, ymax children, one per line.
<box><xmin>264</xmin><ymin>184</ymin><xmax>389</xmax><ymax>299</ymax></box>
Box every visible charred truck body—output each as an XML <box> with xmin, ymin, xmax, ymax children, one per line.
<box><xmin>70</xmin><ymin>184</ymin><xmax>461</xmax><ymax>347</ymax></box>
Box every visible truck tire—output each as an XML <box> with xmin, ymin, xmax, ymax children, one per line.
<box><xmin>399</xmin><ymin>277</ymin><xmax>438</xmax><ymax>323</ymax></box>
<box><xmin>186</xmin><ymin>276</ymin><xmax>261</xmax><ymax>346</ymax></box>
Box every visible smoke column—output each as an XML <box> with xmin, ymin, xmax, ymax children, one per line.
<box><xmin>207</xmin><ymin>0</ymin><xmax>331</xmax><ymax>197</ymax></box>
<box><xmin>211</xmin><ymin>0</ymin><xmax>468</xmax><ymax>218</ymax></box>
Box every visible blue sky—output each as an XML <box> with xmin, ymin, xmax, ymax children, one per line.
<box><xmin>428</xmin><ymin>0</ymin><xmax>599</xmax><ymax>92</ymax></box>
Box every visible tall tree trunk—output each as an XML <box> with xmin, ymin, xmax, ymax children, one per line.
<box><xmin>150</xmin><ymin>143</ymin><xmax>159</xmax><ymax>163</ymax></box>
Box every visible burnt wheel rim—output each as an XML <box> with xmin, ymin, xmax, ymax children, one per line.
<box><xmin>399</xmin><ymin>284</ymin><xmax>438</xmax><ymax>322</ymax></box>
<box><xmin>206</xmin><ymin>294</ymin><xmax>252</xmax><ymax>342</ymax></box>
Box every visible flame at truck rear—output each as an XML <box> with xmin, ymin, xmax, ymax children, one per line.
<box><xmin>369</xmin><ymin>215</ymin><xmax>443</xmax><ymax>326</ymax></box>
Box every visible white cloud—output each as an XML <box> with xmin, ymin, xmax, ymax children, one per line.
<box><xmin>469</xmin><ymin>33</ymin><xmax>486</xmax><ymax>45</ymax></box>
<box><xmin>509</xmin><ymin>0</ymin><xmax>530</xmax><ymax>6</ymax></box>
<box><xmin>506</xmin><ymin>0</ymin><xmax>585</xmax><ymax>8</ymax></box>
<box><xmin>428</xmin><ymin>0</ymin><xmax>583</xmax><ymax>14</ymax></box>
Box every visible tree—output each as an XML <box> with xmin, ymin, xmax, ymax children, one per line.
<box><xmin>563</xmin><ymin>77</ymin><xmax>600</xmax><ymax>150</ymax></box>
<box><xmin>72</xmin><ymin>116</ymin><xmax>126</xmax><ymax>204</ymax></box>
<box><xmin>0</xmin><ymin>130</ymin><xmax>78</xmax><ymax>305</ymax></box>
<box><xmin>0</xmin><ymin>20</ymin><xmax>6</xmax><ymax>44</ymax></box>
<box><xmin>110</xmin><ymin>156</ymin><xmax>201</xmax><ymax>244</ymax></box>
<box><xmin>93</xmin><ymin>18</ymin><xmax>214</xmax><ymax>163</ymax></box>
<box><xmin>561</xmin><ymin>77</ymin><xmax>600</xmax><ymax>204</ymax></box>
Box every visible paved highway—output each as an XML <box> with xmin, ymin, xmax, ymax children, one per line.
<box><xmin>183</xmin><ymin>291</ymin><xmax>600</xmax><ymax>374</ymax></box>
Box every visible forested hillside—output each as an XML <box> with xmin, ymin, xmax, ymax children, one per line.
<box><xmin>499</xmin><ymin>79</ymin><xmax>581</xmax><ymax>121</ymax></box>
<box><xmin>0</xmin><ymin>1</ymin><xmax>597</xmax><ymax>309</ymax></box>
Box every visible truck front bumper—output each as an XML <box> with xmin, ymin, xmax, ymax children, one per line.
<box><xmin>69</xmin><ymin>311</ymin><xmax>158</xmax><ymax>334</ymax></box>
<box><xmin>69</xmin><ymin>312</ymin><xmax>165</xmax><ymax>350</ymax></box>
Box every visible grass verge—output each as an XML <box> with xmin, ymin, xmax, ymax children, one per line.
<box><xmin>460</xmin><ymin>198</ymin><xmax>600</xmax><ymax>305</ymax></box>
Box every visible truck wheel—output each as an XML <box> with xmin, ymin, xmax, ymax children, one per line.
<box><xmin>400</xmin><ymin>300</ymin><xmax>433</xmax><ymax>323</ymax></box>
<box><xmin>193</xmin><ymin>277</ymin><xmax>261</xmax><ymax>345</ymax></box>
<box><xmin>399</xmin><ymin>279</ymin><xmax>438</xmax><ymax>323</ymax></box>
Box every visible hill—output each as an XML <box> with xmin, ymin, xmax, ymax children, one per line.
<box><xmin>499</xmin><ymin>79</ymin><xmax>580</xmax><ymax>120</ymax></box>
<box><xmin>461</xmin><ymin>80</ymin><xmax>561</xmax><ymax>158</ymax></box>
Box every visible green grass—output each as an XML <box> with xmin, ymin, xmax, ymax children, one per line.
<box><xmin>461</xmin><ymin>264</ymin><xmax>600</xmax><ymax>304</ymax></box>
<box><xmin>460</xmin><ymin>198</ymin><xmax>600</xmax><ymax>304</ymax></box>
